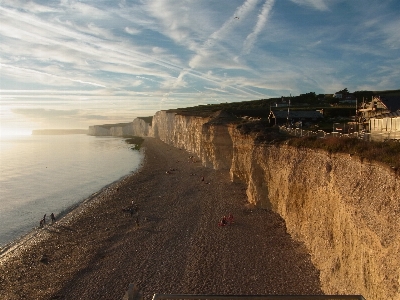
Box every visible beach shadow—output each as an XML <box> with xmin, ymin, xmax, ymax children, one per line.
<box><xmin>140</xmin><ymin>228</ymin><xmax>160</xmax><ymax>234</ymax></box>
<box><xmin>58</xmin><ymin>225</ymin><xmax>76</xmax><ymax>232</ymax></box>
<box><xmin>43</xmin><ymin>226</ymin><xmax>62</xmax><ymax>234</ymax></box>
<box><xmin>42</xmin><ymin>224</ymin><xmax>76</xmax><ymax>235</ymax></box>
<box><xmin>143</xmin><ymin>215</ymin><xmax>164</xmax><ymax>223</ymax></box>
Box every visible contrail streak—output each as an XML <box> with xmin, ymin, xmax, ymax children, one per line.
<box><xmin>242</xmin><ymin>0</ymin><xmax>275</xmax><ymax>55</ymax></box>
<box><xmin>0</xmin><ymin>64</ymin><xmax>107</xmax><ymax>88</ymax></box>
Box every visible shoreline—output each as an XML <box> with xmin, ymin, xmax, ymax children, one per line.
<box><xmin>0</xmin><ymin>133</ymin><xmax>143</xmax><ymax>251</ymax></box>
<box><xmin>0</xmin><ymin>164</ymin><xmax>144</xmax><ymax>260</ymax></box>
<box><xmin>0</xmin><ymin>137</ymin><xmax>322</xmax><ymax>300</ymax></box>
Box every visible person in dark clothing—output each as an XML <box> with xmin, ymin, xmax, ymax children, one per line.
<box><xmin>50</xmin><ymin>213</ymin><xmax>56</xmax><ymax>223</ymax></box>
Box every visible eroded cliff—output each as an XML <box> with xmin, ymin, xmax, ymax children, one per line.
<box><xmin>150</xmin><ymin>111</ymin><xmax>400</xmax><ymax>300</ymax></box>
<box><xmin>151</xmin><ymin>110</ymin><xmax>234</xmax><ymax>169</ymax></box>
<box><xmin>88</xmin><ymin>123</ymin><xmax>132</xmax><ymax>136</ymax></box>
<box><xmin>130</xmin><ymin>117</ymin><xmax>152</xmax><ymax>137</ymax></box>
<box><xmin>90</xmin><ymin>110</ymin><xmax>399</xmax><ymax>299</ymax></box>
<box><xmin>230</xmin><ymin>128</ymin><xmax>399</xmax><ymax>299</ymax></box>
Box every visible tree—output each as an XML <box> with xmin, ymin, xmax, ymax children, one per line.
<box><xmin>337</xmin><ymin>88</ymin><xmax>349</xmax><ymax>95</ymax></box>
<box><xmin>354</xmin><ymin>90</ymin><xmax>373</xmax><ymax>102</ymax></box>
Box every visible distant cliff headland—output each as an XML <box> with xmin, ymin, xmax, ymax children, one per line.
<box><xmin>32</xmin><ymin>129</ymin><xmax>88</xmax><ymax>135</ymax></box>
<box><xmin>89</xmin><ymin>100</ymin><xmax>400</xmax><ymax>300</ymax></box>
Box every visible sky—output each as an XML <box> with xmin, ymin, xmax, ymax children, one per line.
<box><xmin>1</xmin><ymin>0</ymin><xmax>400</xmax><ymax>134</ymax></box>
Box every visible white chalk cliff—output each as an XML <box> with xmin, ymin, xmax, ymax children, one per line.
<box><xmin>90</xmin><ymin>110</ymin><xmax>400</xmax><ymax>300</ymax></box>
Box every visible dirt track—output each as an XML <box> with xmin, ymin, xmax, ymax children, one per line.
<box><xmin>0</xmin><ymin>137</ymin><xmax>322</xmax><ymax>299</ymax></box>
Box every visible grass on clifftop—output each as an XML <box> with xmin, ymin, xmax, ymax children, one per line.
<box><xmin>287</xmin><ymin>136</ymin><xmax>400</xmax><ymax>171</ymax></box>
<box><xmin>235</xmin><ymin>121</ymin><xmax>400</xmax><ymax>171</ymax></box>
<box><xmin>125</xmin><ymin>136</ymin><xmax>144</xmax><ymax>150</ymax></box>
<box><xmin>231</xmin><ymin>121</ymin><xmax>400</xmax><ymax>172</ymax></box>
<box><xmin>236</xmin><ymin>122</ymin><xmax>291</xmax><ymax>143</ymax></box>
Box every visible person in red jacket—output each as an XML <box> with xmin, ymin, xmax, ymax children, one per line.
<box><xmin>218</xmin><ymin>216</ymin><xmax>228</xmax><ymax>226</ymax></box>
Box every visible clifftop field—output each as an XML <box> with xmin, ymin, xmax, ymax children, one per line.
<box><xmin>124</xmin><ymin>87</ymin><xmax>400</xmax><ymax>170</ymax></box>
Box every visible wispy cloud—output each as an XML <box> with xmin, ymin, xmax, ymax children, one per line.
<box><xmin>125</xmin><ymin>27</ymin><xmax>141</xmax><ymax>35</ymax></box>
<box><xmin>189</xmin><ymin>0</ymin><xmax>260</xmax><ymax>69</ymax></box>
<box><xmin>0</xmin><ymin>0</ymin><xmax>399</xmax><ymax>130</ymax></box>
<box><xmin>208</xmin><ymin>0</ymin><xmax>260</xmax><ymax>42</ymax></box>
<box><xmin>290</xmin><ymin>0</ymin><xmax>330</xmax><ymax>11</ymax></box>
<box><xmin>12</xmin><ymin>108</ymin><xmax>80</xmax><ymax>118</ymax></box>
<box><xmin>1</xmin><ymin>0</ymin><xmax>61</xmax><ymax>13</ymax></box>
<box><xmin>0</xmin><ymin>64</ymin><xmax>107</xmax><ymax>88</ymax></box>
<box><xmin>242</xmin><ymin>0</ymin><xmax>275</xmax><ymax>55</ymax></box>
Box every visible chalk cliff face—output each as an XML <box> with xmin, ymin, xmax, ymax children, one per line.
<box><xmin>149</xmin><ymin>112</ymin><xmax>400</xmax><ymax>300</ymax></box>
<box><xmin>90</xmin><ymin>111</ymin><xmax>399</xmax><ymax>300</ymax></box>
<box><xmin>131</xmin><ymin>118</ymin><xmax>152</xmax><ymax>137</ymax></box>
<box><xmin>88</xmin><ymin>125</ymin><xmax>110</xmax><ymax>136</ymax></box>
<box><xmin>151</xmin><ymin>110</ymin><xmax>234</xmax><ymax>169</ymax></box>
<box><xmin>89</xmin><ymin>119</ymin><xmax>151</xmax><ymax>137</ymax></box>
<box><xmin>109</xmin><ymin>124</ymin><xmax>133</xmax><ymax>137</ymax></box>
<box><xmin>229</xmin><ymin>130</ymin><xmax>400</xmax><ymax>300</ymax></box>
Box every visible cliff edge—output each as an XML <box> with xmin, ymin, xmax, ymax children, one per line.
<box><xmin>91</xmin><ymin>110</ymin><xmax>400</xmax><ymax>300</ymax></box>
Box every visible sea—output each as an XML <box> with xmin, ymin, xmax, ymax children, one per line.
<box><xmin>0</xmin><ymin>134</ymin><xmax>144</xmax><ymax>248</ymax></box>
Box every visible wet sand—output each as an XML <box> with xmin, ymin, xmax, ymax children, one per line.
<box><xmin>0</xmin><ymin>137</ymin><xmax>322</xmax><ymax>300</ymax></box>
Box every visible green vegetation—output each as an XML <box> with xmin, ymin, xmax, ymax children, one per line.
<box><xmin>287</xmin><ymin>136</ymin><xmax>400</xmax><ymax>170</ymax></box>
<box><xmin>125</xmin><ymin>136</ymin><xmax>145</xmax><ymax>150</ymax></box>
<box><xmin>164</xmin><ymin>88</ymin><xmax>400</xmax><ymax>171</ymax></box>
<box><xmin>170</xmin><ymin>88</ymin><xmax>400</xmax><ymax>121</ymax></box>
<box><xmin>171</xmin><ymin>98</ymin><xmax>272</xmax><ymax>118</ymax></box>
<box><xmin>236</xmin><ymin>121</ymin><xmax>289</xmax><ymax>142</ymax></box>
<box><xmin>235</xmin><ymin>123</ymin><xmax>400</xmax><ymax>171</ymax></box>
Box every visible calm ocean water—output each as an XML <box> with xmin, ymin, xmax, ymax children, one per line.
<box><xmin>0</xmin><ymin>134</ymin><xmax>143</xmax><ymax>248</ymax></box>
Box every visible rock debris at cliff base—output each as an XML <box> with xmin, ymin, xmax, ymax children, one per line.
<box><xmin>0</xmin><ymin>137</ymin><xmax>322</xmax><ymax>300</ymax></box>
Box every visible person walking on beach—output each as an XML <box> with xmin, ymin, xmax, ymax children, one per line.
<box><xmin>228</xmin><ymin>213</ymin><xmax>234</xmax><ymax>224</ymax></box>
<box><xmin>219</xmin><ymin>216</ymin><xmax>228</xmax><ymax>227</ymax></box>
<box><xmin>43</xmin><ymin>214</ymin><xmax>46</xmax><ymax>225</ymax></box>
<box><xmin>50</xmin><ymin>213</ymin><xmax>56</xmax><ymax>223</ymax></box>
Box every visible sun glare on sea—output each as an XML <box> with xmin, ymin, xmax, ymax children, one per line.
<box><xmin>0</xmin><ymin>128</ymin><xmax>32</xmax><ymax>139</ymax></box>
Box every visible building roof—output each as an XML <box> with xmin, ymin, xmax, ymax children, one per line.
<box><xmin>379</xmin><ymin>96</ymin><xmax>400</xmax><ymax>112</ymax></box>
<box><xmin>371</xmin><ymin>110</ymin><xmax>400</xmax><ymax>119</ymax></box>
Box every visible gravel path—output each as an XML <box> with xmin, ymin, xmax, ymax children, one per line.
<box><xmin>0</xmin><ymin>137</ymin><xmax>322</xmax><ymax>299</ymax></box>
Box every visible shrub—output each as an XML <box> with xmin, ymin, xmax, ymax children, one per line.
<box><xmin>125</xmin><ymin>136</ymin><xmax>144</xmax><ymax>150</ymax></box>
<box><xmin>287</xmin><ymin>136</ymin><xmax>400</xmax><ymax>170</ymax></box>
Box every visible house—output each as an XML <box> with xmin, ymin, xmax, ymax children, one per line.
<box><xmin>357</xmin><ymin>95</ymin><xmax>400</xmax><ymax>136</ymax></box>
<box><xmin>333</xmin><ymin>93</ymin><xmax>343</xmax><ymax>99</ymax></box>
<box><xmin>268</xmin><ymin>110</ymin><xmax>324</xmax><ymax>126</ymax></box>
<box><xmin>358</xmin><ymin>96</ymin><xmax>400</xmax><ymax>119</ymax></box>
<box><xmin>339</xmin><ymin>94</ymin><xmax>357</xmax><ymax>104</ymax></box>
<box><xmin>272</xmin><ymin>96</ymin><xmax>290</xmax><ymax>107</ymax></box>
<box><xmin>369</xmin><ymin>110</ymin><xmax>400</xmax><ymax>134</ymax></box>
<box><xmin>379</xmin><ymin>95</ymin><xmax>400</xmax><ymax>112</ymax></box>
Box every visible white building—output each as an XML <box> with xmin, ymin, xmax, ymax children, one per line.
<box><xmin>369</xmin><ymin>111</ymin><xmax>400</xmax><ymax>133</ymax></box>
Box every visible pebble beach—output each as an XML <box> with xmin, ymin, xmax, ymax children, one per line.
<box><xmin>0</xmin><ymin>137</ymin><xmax>322</xmax><ymax>300</ymax></box>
